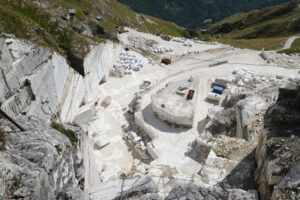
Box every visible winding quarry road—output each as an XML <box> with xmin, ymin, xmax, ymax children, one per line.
<box><xmin>278</xmin><ymin>35</ymin><xmax>300</xmax><ymax>51</ymax></box>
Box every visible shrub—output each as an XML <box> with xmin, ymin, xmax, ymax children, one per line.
<box><xmin>51</xmin><ymin>122</ymin><xmax>78</xmax><ymax>145</ymax></box>
<box><xmin>55</xmin><ymin>145</ymin><xmax>62</xmax><ymax>155</ymax></box>
<box><xmin>12</xmin><ymin>176</ymin><xmax>21</xmax><ymax>188</ymax></box>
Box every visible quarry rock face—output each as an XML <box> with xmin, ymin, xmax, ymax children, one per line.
<box><xmin>0</xmin><ymin>116</ymin><xmax>87</xmax><ymax>199</ymax></box>
<box><xmin>0</xmin><ymin>37</ymin><xmax>122</xmax><ymax>124</ymax></box>
<box><xmin>236</xmin><ymin>96</ymin><xmax>272</xmax><ymax>141</ymax></box>
<box><xmin>255</xmin><ymin>84</ymin><xmax>300</xmax><ymax>200</ymax></box>
<box><xmin>90</xmin><ymin>174</ymin><xmax>258</xmax><ymax>200</ymax></box>
<box><xmin>165</xmin><ymin>184</ymin><xmax>257</xmax><ymax>200</ymax></box>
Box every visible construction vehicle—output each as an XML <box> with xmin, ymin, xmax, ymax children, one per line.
<box><xmin>116</xmin><ymin>25</ymin><xmax>129</xmax><ymax>34</ymax></box>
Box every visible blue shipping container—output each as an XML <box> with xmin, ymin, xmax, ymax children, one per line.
<box><xmin>213</xmin><ymin>86</ymin><xmax>224</xmax><ymax>94</ymax></box>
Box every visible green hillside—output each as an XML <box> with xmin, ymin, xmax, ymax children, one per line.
<box><xmin>207</xmin><ymin>1</ymin><xmax>300</xmax><ymax>51</ymax></box>
<box><xmin>117</xmin><ymin>0</ymin><xmax>292</xmax><ymax>28</ymax></box>
<box><xmin>0</xmin><ymin>0</ymin><xmax>185</xmax><ymax>58</ymax></box>
<box><xmin>209</xmin><ymin>1</ymin><xmax>300</xmax><ymax>39</ymax></box>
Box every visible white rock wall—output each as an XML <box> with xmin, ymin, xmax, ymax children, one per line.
<box><xmin>0</xmin><ymin>38</ymin><xmax>122</xmax><ymax>124</ymax></box>
<box><xmin>83</xmin><ymin>42</ymin><xmax>122</xmax><ymax>103</ymax></box>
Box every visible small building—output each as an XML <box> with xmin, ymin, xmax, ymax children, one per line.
<box><xmin>213</xmin><ymin>78</ymin><xmax>228</xmax><ymax>88</ymax></box>
<box><xmin>213</xmin><ymin>86</ymin><xmax>224</xmax><ymax>95</ymax></box>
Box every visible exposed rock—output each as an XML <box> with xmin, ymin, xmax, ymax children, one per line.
<box><xmin>0</xmin><ymin>38</ymin><xmax>69</xmax><ymax>121</ymax></box>
<box><xmin>90</xmin><ymin>176</ymin><xmax>159</xmax><ymax>200</ymax></box>
<box><xmin>73</xmin><ymin>104</ymin><xmax>96</xmax><ymax>125</ymax></box>
<box><xmin>95</xmin><ymin>16</ymin><xmax>103</xmax><ymax>21</ymax></box>
<box><xmin>166</xmin><ymin>184</ymin><xmax>257</xmax><ymax>200</ymax></box>
<box><xmin>72</xmin><ymin>24</ymin><xmax>83</xmax><ymax>34</ymax></box>
<box><xmin>82</xmin><ymin>8</ymin><xmax>89</xmax><ymax>16</ymax></box>
<box><xmin>0</xmin><ymin>116</ymin><xmax>85</xmax><ymax>199</ymax></box>
<box><xmin>66</xmin><ymin>50</ymin><xmax>85</xmax><ymax>76</ymax></box>
<box><xmin>59</xmin><ymin>187</ymin><xmax>89</xmax><ymax>200</ymax></box>
<box><xmin>186</xmin><ymin>138</ymin><xmax>213</xmax><ymax>165</ymax></box>
<box><xmin>255</xmin><ymin>84</ymin><xmax>300</xmax><ymax>200</ymax></box>
<box><xmin>68</xmin><ymin>9</ymin><xmax>76</xmax><ymax>15</ymax></box>
<box><xmin>207</xmin><ymin>107</ymin><xmax>236</xmax><ymax>136</ymax></box>
<box><xmin>236</xmin><ymin>96</ymin><xmax>272</xmax><ymax>141</ymax></box>
<box><xmin>151</xmin><ymin>80</ymin><xmax>197</xmax><ymax>128</ymax></box>
<box><xmin>0</xmin><ymin>37</ymin><xmax>122</xmax><ymax>124</ymax></box>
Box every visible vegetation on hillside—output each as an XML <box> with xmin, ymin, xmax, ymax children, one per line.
<box><xmin>208</xmin><ymin>1</ymin><xmax>300</xmax><ymax>51</ymax></box>
<box><xmin>279</xmin><ymin>38</ymin><xmax>300</xmax><ymax>54</ymax></box>
<box><xmin>217</xmin><ymin>37</ymin><xmax>286</xmax><ymax>51</ymax></box>
<box><xmin>0</xmin><ymin>129</ymin><xmax>6</xmax><ymax>151</ymax></box>
<box><xmin>117</xmin><ymin>0</ymin><xmax>291</xmax><ymax>28</ymax></box>
<box><xmin>0</xmin><ymin>0</ymin><xmax>186</xmax><ymax>73</ymax></box>
<box><xmin>209</xmin><ymin>1</ymin><xmax>300</xmax><ymax>39</ymax></box>
<box><xmin>51</xmin><ymin>122</ymin><xmax>78</xmax><ymax>145</ymax></box>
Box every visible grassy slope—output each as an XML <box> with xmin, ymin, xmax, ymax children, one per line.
<box><xmin>100</xmin><ymin>0</ymin><xmax>186</xmax><ymax>36</ymax></box>
<box><xmin>117</xmin><ymin>0</ymin><xmax>291</xmax><ymax>29</ymax></box>
<box><xmin>217</xmin><ymin>37</ymin><xmax>286</xmax><ymax>51</ymax></box>
<box><xmin>209</xmin><ymin>1</ymin><xmax>300</xmax><ymax>51</ymax></box>
<box><xmin>0</xmin><ymin>0</ymin><xmax>186</xmax><ymax>55</ymax></box>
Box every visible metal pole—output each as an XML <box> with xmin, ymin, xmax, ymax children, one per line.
<box><xmin>0</xmin><ymin>108</ymin><xmax>26</xmax><ymax>131</ymax></box>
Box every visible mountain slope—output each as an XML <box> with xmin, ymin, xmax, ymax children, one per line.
<box><xmin>206</xmin><ymin>0</ymin><xmax>300</xmax><ymax>51</ymax></box>
<box><xmin>0</xmin><ymin>0</ymin><xmax>185</xmax><ymax>63</ymax></box>
<box><xmin>117</xmin><ymin>0</ymin><xmax>292</xmax><ymax>28</ymax></box>
<box><xmin>208</xmin><ymin>0</ymin><xmax>300</xmax><ymax>39</ymax></box>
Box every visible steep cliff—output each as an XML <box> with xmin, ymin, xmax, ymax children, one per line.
<box><xmin>0</xmin><ymin>37</ymin><xmax>122</xmax><ymax>124</ymax></box>
<box><xmin>0</xmin><ymin>36</ymin><xmax>122</xmax><ymax>199</ymax></box>
<box><xmin>255</xmin><ymin>84</ymin><xmax>300</xmax><ymax>200</ymax></box>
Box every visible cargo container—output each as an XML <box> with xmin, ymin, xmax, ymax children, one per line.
<box><xmin>213</xmin><ymin>78</ymin><xmax>228</xmax><ymax>88</ymax></box>
<box><xmin>213</xmin><ymin>86</ymin><xmax>224</xmax><ymax>94</ymax></box>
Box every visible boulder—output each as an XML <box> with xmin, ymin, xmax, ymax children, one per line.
<box><xmin>73</xmin><ymin>104</ymin><xmax>96</xmax><ymax>125</ymax></box>
<box><xmin>82</xmin><ymin>8</ymin><xmax>89</xmax><ymax>16</ymax></box>
<box><xmin>94</xmin><ymin>137</ymin><xmax>110</xmax><ymax>149</ymax></box>
<box><xmin>236</xmin><ymin>96</ymin><xmax>270</xmax><ymax>140</ymax></box>
<box><xmin>101</xmin><ymin>96</ymin><xmax>112</xmax><ymax>108</ymax></box>
<box><xmin>68</xmin><ymin>9</ymin><xmax>76</xmax><ymax>15</ymax></box>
